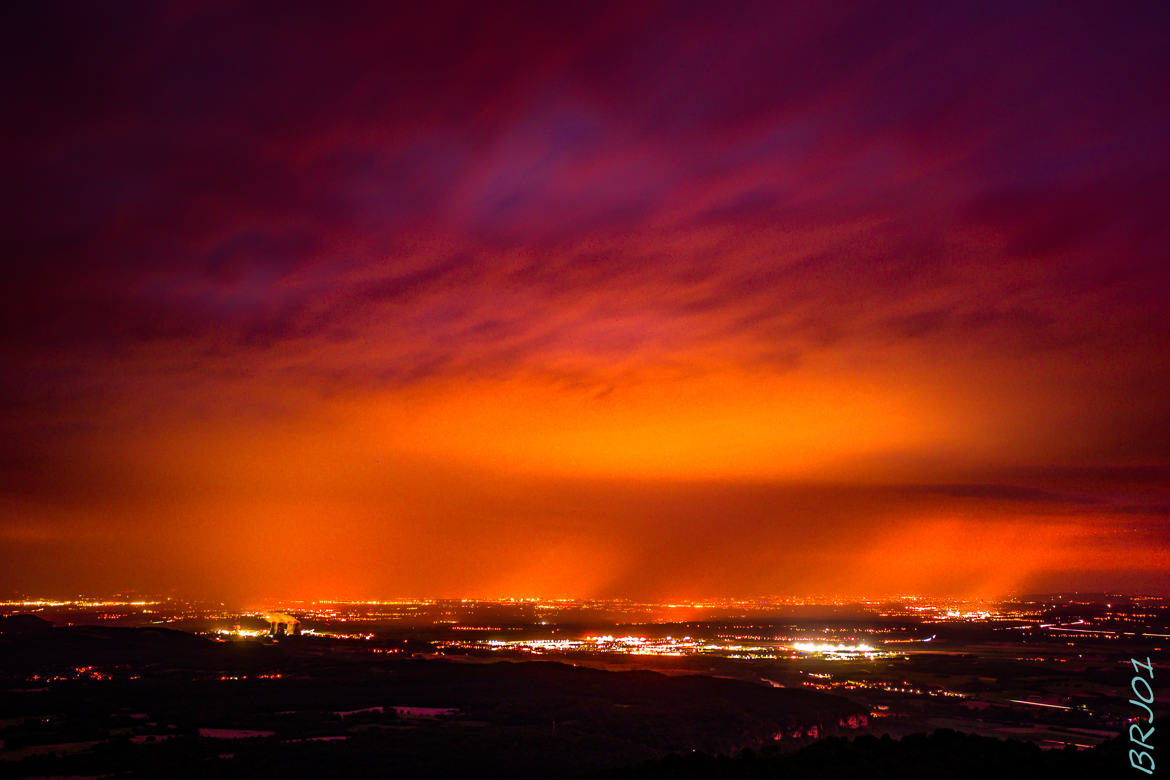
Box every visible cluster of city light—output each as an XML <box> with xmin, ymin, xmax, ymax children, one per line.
<box><xmin>27</xmin><ymin>665</ymin><xmax>114</xmax><ymax>683</ymax></box>
<box><xmin>790</xmin><ymin>641</ymin><xmax>884</xmax><ymax>660</ymax></box>
<box><xmin>210</xmin><ymin>626</ymin><xmax>374</xmax><ymax>641</ymax></box>
<box><xmin>1</xmin><ymin>599</ymin><xmax>159</xmax><ymax>608</ymax></box>
<box><xmin>213</xmin><ymin>627</ymin><xmax>268</xmax><ymax>638</ymax></box>
<box><xmin>469</xmin><ymin>634</ymin><xmax>763</xmax><ymax>658</ymax></box>
<box><xmin>438</xmin><ymin>634</ymin><xmax>897</xmax><ymax>661</ymax></box>
<box><xmin>299</xmin><ymin>628</ymin><xmax>374</xmax><ymax>640</ymax></box>
<box><xmin>800</xmin><ymin>673</ymin><xmax>965</xmax><ymax>698</ymax></box>
<box><xmin>945</xmin><ymin>610</ymin><xmax>993</xmax><ymax>620</ymax></box>
<box><xmin>884</xmin><ymin>603</ymin><xmax>1039</xmax><ymax>623</ymax></box>
<box><xmin>277</xmin><ymin>599</ymin><xmax>438</xmax><ymax>606</ymax></box>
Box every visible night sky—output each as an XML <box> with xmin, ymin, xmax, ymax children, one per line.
<box><xmin>3</xmin><ymin>1</ymin><xmax>1169</xmax><ymax>601</ymax></box>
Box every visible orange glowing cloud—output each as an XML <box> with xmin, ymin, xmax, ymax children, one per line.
<box><xmin>2</xmin><ymin>1</ymin><xmax>1169</xmax><ymax>601</ymax></box>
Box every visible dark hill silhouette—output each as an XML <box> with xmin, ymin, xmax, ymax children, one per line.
<box><xmin>0</xmin><ymin>622</ymin><xmax>279</xmax><ymax>678</ymax></box>
<box><xmin>0</xmin><ymin>613</ymin><xmax>53</xmax><ymax>635</ymax></box>
<box><xmin>599</xmin><ymin>716</ymin><xmax>1168</xmax><ymax>780</ymax></box>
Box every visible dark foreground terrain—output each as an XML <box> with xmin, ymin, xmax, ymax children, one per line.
<box><xmin>0</xmin><ymin>615</ymin><xmax>1158</xmax><ymax>778</ymax></box>
<box><xmin>600</xmin><ymin>722</ymin><xmax>1166</xmax><ymax>779</ymax></box>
